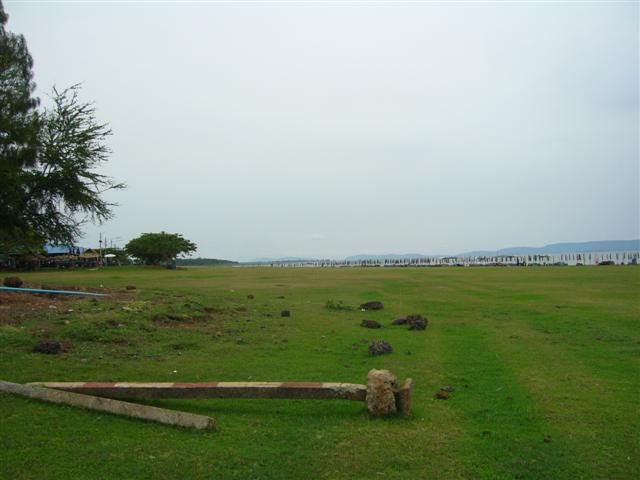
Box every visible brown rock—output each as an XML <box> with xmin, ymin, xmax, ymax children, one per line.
<box><xmin>366</xmin><ymin>369</ymin><xmax>397</xmax><ymax>416</ymax></box>
<box><xmin>407</xmin><ymin>314</ymin><xmax>428</xmax><ymax>331</ymax></box>
<box><xmin>360</xmin><ymin>301</ymin><xmax>384</xmax><ymax>311</ymax></box>
<box><xmin>3</xmin><ymin>277</ymin><xmax>23</xmax><ymax>288</ymax></box>
<box><xmin>434</xmin><ymin>389</ymin><xmax>450</xmax><ymax>400</ymax></box>
<box><xmin>360</xmin><ymin>319</ymin><xmax>382</xmax><ymax>329</ymax></box>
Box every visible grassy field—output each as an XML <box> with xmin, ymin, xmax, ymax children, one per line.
<box><xmin>0</xmin><ymin>266</ymin><xmax>638</xmax><ymax>479</ymax></box>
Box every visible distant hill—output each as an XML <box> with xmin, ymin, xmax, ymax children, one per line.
<box><xmin>344</xmin><ymin>240</ymin><xmax>639</xmax><ymax>261</ymax></box>
<box><xmin>345</xmin><ymin>253</ymin><xmax>428</xmax><ymax>262</ymax></box>
<box><xmin>176</xmin><ymin>257</ymin><xmax>238</xmax><ymax>266</ymax></box>
<box><xmin>458</xmin><ymin>240</ymin><xmax>640</xmax><ymax>257</ymax></box>
<box><xmin>244</xmin><ymin>257</ymin><xmax>317</xmax><ymax>263</ymax></box>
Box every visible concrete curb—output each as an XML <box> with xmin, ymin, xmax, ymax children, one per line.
<box><xmin>30</xmin><ymin>381</ymin><xmax>368</xmax><ymax>402</ymax></box>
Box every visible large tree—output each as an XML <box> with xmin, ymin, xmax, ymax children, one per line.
<box><xmin>0</xmin><ymin>2</ymin><xmax>124</xmax><ymax>251</ymax></box>
<box><xmin>125</xmin><ymin>232</ymin><xmax>197</xmax><ymax>265</ymax></box>
<box><xmin>0</xmin><ymin>0</ymin><xmax>40</xmax><ymax>249</ymax></box>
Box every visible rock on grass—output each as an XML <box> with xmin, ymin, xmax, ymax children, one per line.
<box><xmin>361</xmin><ymin>320</ymin><xmax>382</xmax><ymax>329</ymax></box>
<box><xmin>360</xmin><ymin>301</ymin><xmax>383</xmax><ymax>311</ymax></box>
<box><xmin>368</xmin><ymin>340</ymin><xmax>392</xmax><ymax>355</ymax></box>
<box><xmin>407</xmin><ymin>314</ymin><xmax>428</xmax><ymax>330</ymax></box>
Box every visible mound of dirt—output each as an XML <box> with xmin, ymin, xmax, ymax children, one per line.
<box><xmin>33</xmin><ymin>340</ymin><xmax>71</xmax><ymax>354</ymax></box>
<box><xmin>3</xmin><ymin>277</ymin><xmax>23</xmax><ymax>288</ymax></box>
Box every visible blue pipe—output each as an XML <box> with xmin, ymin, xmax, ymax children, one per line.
<box><xmin>0</xmin><ymin>286</ymin><xmax>107</xmax><ymax>297</ymax></box>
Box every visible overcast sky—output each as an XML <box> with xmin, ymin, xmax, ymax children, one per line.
<box><xmin>6</xmin><ymin>1</ymin><xmax>639</xmax><ymax>260</ymax></box>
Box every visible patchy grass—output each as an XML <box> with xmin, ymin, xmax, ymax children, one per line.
<box><xmin>0</xmin><ymin>265</ymin><xmax>638</xmax><ymax>479</ymax></box>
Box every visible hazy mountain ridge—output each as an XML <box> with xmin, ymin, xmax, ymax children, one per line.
<box><xmin>459</xmin><ymin>240</ymin><xmax>640</xmax><ymax>257</ymax></box>
<box><xmin>242</xmin><ymin>240</ymin><xmax>640</xmax><ymax>263</ymax></box>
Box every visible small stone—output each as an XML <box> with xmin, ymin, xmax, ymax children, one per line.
<box><xmin>435</xmin><ymin>390</ymin><xmax>450</xmax><ymax>400</ymax></box>
<box><xmin>360</xmin><ymin>301</ymin><xmax>384</xmax><ymax>311</ymax></box>
<box><xmin>360</xmin><ymin>320</ymin><xmax>382</xmax><ymax>329</ymax></box>
<box><xmin>368</xmin><ymin>340</ymin><xmax>392</xmax><ymax>356</ymax></box>
<box><xmin>125</xmin><ymin>285</ymin><xmax>136</xmax><ymax>290</ymax></box>
<box><xmin>544</xmin><ymin>435</ymin><xmax>552</xmax><ymax>443</ymax></box>
<box><xmin>3</xmin><ymin>277</ymin><xmax>23</xmax><ymax>288</ymax></box>
<box><xmin>281</xmin><ymin>310</ymin><xmax>290</xmax><ymax>317</ymax></box>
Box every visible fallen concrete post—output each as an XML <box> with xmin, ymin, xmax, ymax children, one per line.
<box><xmin>0</xmin><ymin>380</ymin><xmax>215</xmax><ymax>430</ymax></box>
<box><xmin>30</xmin><ymin>381</ymin><xmax>368</xmax><ymax>402</ymax></box>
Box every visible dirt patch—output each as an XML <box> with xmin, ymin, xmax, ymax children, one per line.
<box><xmin>0</xmin><ymin>283</ymin><xmax>118</xmax><ymax>325</ymax></box>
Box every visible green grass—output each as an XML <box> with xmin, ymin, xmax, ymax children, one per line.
<box><xmin>0</xmin><ymin>266</ymin><xmax>638</xmax><ymax>479</ymax></box>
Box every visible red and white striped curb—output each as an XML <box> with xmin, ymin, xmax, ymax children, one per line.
<box><xmin>29</xmin><ymin>381</ymin><xmax>369</xmax><ymax>401</ymax></box>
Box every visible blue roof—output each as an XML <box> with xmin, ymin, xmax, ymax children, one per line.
<box><xmin>45</xmin><ymin>245</ymin><xmax>85</xmax><ymax>254</ymax></box>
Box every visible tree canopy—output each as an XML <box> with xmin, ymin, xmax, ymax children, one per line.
<box><xmin>125</xmin><ymin>232</ymin><xmax>197</xmax><ymax>265</ymax></box>
<box><xmin>0</xmin><ymin>1</ymin><xmax>124</xmax><ymax>252</ymax></box>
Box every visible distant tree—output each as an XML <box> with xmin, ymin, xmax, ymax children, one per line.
<box><xmin>125</xmin><ymin>232</ymin><xmax>197</xmax><ymax>265</ymax></box>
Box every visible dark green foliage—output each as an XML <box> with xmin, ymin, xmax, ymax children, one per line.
<box><xmin>325</xmin><ymin>299</ymin><xmax>354</xmax><ymax>311</ymax></box>
<box><xmin>24</xmin><ymin>85</ymin><xmax>125</xmax><ymax>246</ymax></box>
<box><xmin>0</xmin><ymin>1</ymin><xmax>40</xmax><ymax>249</ymax></box>
<box><xmin>125</xmin><ymin>232</ymin><xmax>197</xmax><ymax>265</ymax></box>
<box><xmin>0</xmin><ymin>3</ymin><xmax>123</xmax><ymax>251</ymax></box>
